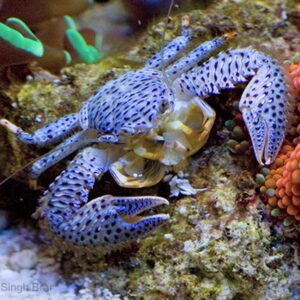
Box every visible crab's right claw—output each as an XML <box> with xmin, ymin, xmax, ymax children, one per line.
<box><xmin>57</xmin><ymin>195</ymin><xmax>169</xmax><ymax>249</ymax></box>
<box><xmin>239</xmin><ymin>61</ymin><xmax>287</xmax><ymax>165</ymax></box>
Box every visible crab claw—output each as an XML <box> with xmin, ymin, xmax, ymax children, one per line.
<box><xmin>54</xmin><ymin>195</ymin><xmax>169</xmax><ymax>249</ymax></box>
<box><xmin>239</xmin><ymin>59</ymin><xmax>287</xmax><ymax>165</ymax></box>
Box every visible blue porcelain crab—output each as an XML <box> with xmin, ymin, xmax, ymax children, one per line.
<box><xmin>0</xmin><ymin>16</ymin><xmax>287</xmax><ymax>253</ymax></box>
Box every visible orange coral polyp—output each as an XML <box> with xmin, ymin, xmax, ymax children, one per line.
<box><xmin>292</xmin><ymin>196</ymin><xmax>300</xmax><ymax>206</ymax></box>
<box><xmin>277</xmin><ymin>200</ymin><xmax>285</xmax><ymax>209</ymax></box>
<box><xmin>276</xmin><ymin>177</ymin><xmax>284</xmax><ymax>188</ymax></box>
<box><xmin>262</xmin><ymin>139</ymin><xmax>300</xmax><ymax>222</ymax></box>
<box><xmin>282</xmin><ymin>196</ymin><xmax>291</xmax><ymax>206</ymax></box>
<box><xmin>274</xmin><ymin>157</ymin><xmax>284</xmax><ymax>167</ymax></box>
<box><xmin>294</xmin><ymin>77</ymin><xmax>300</xmax><ymax>89</ymax></box>
<box><xmin>265</xmin><ymin>178</ymin><xmax>276</xmax><ymax>189</ymax></box>
<box><xmin>277</xmin><ymin>187</ymin><xmax>286</xmax><ymax>198</ymax></box>
<box><xmin>285</xmin><ymin>182</ymin><xmax>293</xmax><ymax>196</ymax></box>
<box><xmin>291</xmin><ymin>169</ymin><xmax>300</xmax><ymax>183</ymax></box>
<box><xmin>268</xmin><ymin>197</ymin><xmax>278</xmax><ymax>207</ymax></box>
<box><xmin>282</xmin><ymin>145</ymin><xmax>294</xmax><ymax>152</ymax></box>
<box><xmin>273</xmin><ymin>174</ymin><xmax>281</xmax><ymax>181</ymax></box>
<box><xmin>289</xmin><ymin>63</ymin><xmax>300</xmax><ymax>89</ymax></box>
<box><xmin>287</xmin><ymin>205</ymin><xmax>299</xmax><ymax>216</ymax></box>
<box><xmin>287</xmin><ymin>158</ymin><xmax>298</xmax><ymax>171</ymax></box>
<box><xmin>291</xmin><ymin>184</ymin><xmax>300</xmax><ymax>196</ymax></box>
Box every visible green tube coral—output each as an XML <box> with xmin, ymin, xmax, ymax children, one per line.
<box><xmin>0</xmin><ymin>16</ymin><xmax>102</xmax><ymax>72</ymax></box>
<box><xmin>0</xmin><ymin>18</ymin><xmax>44</xmax><ymax>57</ymax></box>
<box><xmin>64</xmin><ymin>15</ymin><xmax>102</xmax><ymax>64</ymax></box>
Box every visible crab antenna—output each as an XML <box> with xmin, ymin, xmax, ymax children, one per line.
<box><xmin>160</xmin><ymin>0</ymin><xmax>175</xmax><ymax>87</ymax></box>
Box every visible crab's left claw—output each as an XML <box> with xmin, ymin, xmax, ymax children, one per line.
<box><xmin>56</xmin><ymin>195</ymin><xmax>169</xmax><ymax>250</ymax></box>
<box><xmin>239</xmin><ymin>58</ymin><xmax>287</xmax><ymax>165</ymax></box>
<box><xmin>111</xmin><ymin>196</ymin><xmax>169</xmax><ymax>240</ymax></box>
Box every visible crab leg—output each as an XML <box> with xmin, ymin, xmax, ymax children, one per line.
<box><xmin>30</xmin><ymin>130</ymin><xmax>99</xmax><ymax>179</ymax></box>
<box><xmin>35</xmin><ymin>146</ymin><xmax>169</xmax><ymax>251</ymax></box>
<box><xmin>166</xmin><ymin>32</ymin><xmax>236</xmax><ymax>80</ymax></box>
<box><xmin>0</xmin><ymin>113</ymin><xmax>80</xmax><ymax>147</ymax></box>
<box><xmin>144</xmin><ymin>16</ymin><xmax>192</xmax><ymax>69</ymax></box>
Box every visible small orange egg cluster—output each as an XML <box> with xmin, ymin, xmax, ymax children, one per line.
<box><xmin>260</xmin><ymin>143</ymin><xmax>300</xmax><ymax>222</ymax></box>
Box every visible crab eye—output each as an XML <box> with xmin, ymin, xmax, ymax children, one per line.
<box><xmin>159</xmin><ymin>99</ymin><xmax>170</xmax><ymax>113</ymax></box>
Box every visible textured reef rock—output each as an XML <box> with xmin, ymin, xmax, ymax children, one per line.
<box><xmin>0</xmin><ymin>0</ymin><xmax>300</xmax><ymax>299</ymax></box>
